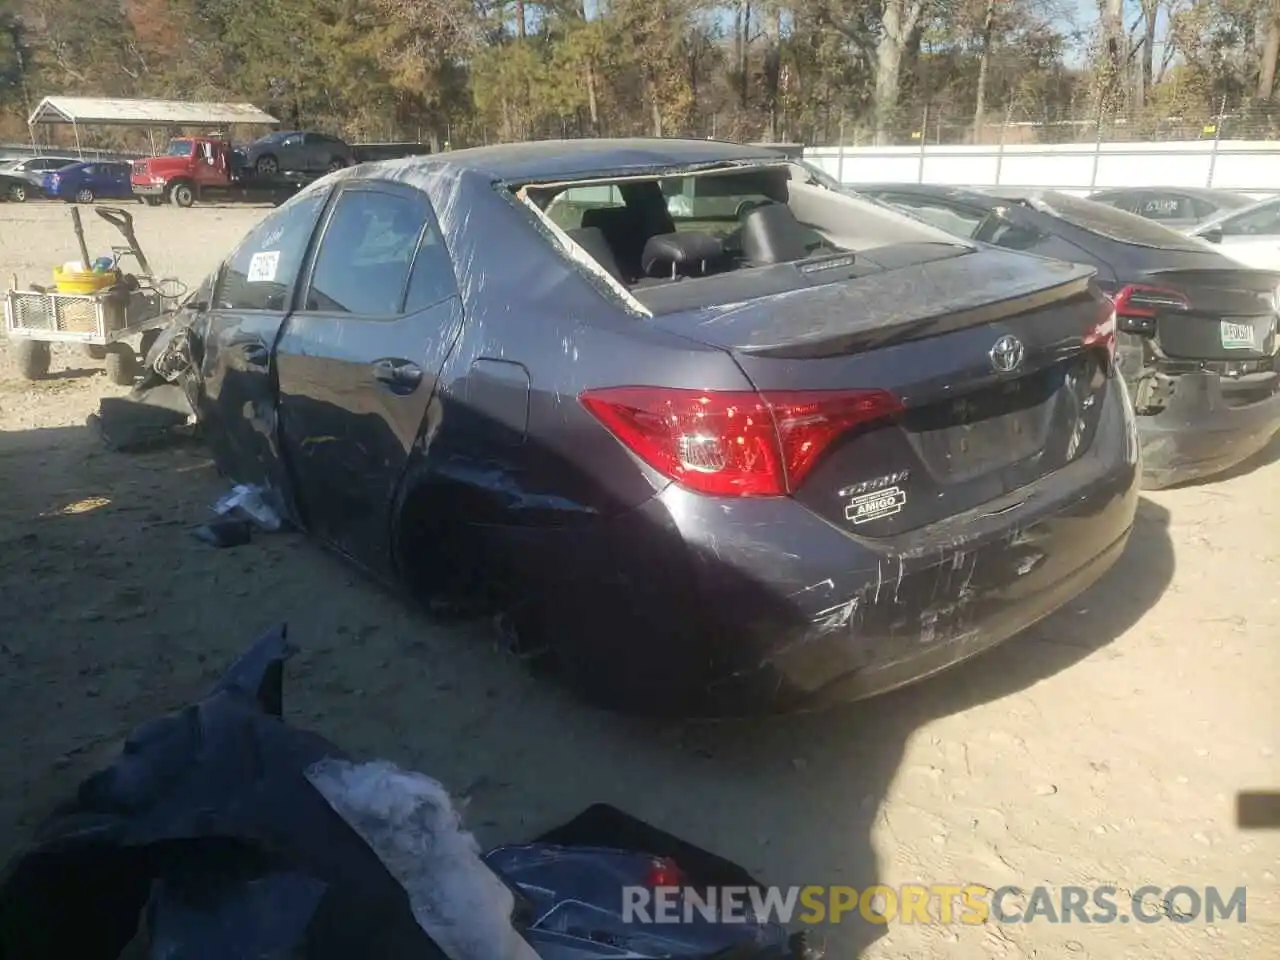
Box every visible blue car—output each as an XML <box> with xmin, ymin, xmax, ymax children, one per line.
<box><xmin>42</xmin><ymin>161</ymin><xmax>134</xmax><ymax>203</ymax></box>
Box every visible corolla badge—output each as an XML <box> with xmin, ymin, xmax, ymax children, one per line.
<box><xmin>989</xmin><ymin>334</ymin><xmax>1025</xmax><ymax>374</ymax></box>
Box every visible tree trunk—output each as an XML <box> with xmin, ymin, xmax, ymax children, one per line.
<box><xmin>764</xmin><ymin>7</ymin><xmax>781</xmax><ymax>141</ymax></box>
<box><xmin>874</xmin><ymin>0</ymin><xmax>926</xmax><ymax>145</ymax></box>
<box><xmin>971</xmin><ymin>0</ymin><xmax>996</xmax><ymax>142</ymax></box>
<box><xmin>585</xmin><ymin>62</ymin><xmax>600</xmax><ymax>133</ymax></box>
<box><xmin>739</xmin><ymin>0</ymin><xmax>751</xmax><ymax>110</ymax></box>
<box><xmin>1097</xmin><ymin>0</ymin><xmax>1126</xmax><ymax>114</ymax></box>
<box><xmin>1135</xmin><ymin>0</ymin><xmax>1157</xmax><ymax>107</ymax></box>
<box><xmin>732</xmin><ymin>5</ymin><xmax>742</xmax><ymax>86</ymax></box>
<box><xmin>1260</xmin><ymin>1</ymin><xmax>1280</xmax><ymax>100</ymax></box>
<box><xmin>647</xmin><ymin>75</ymin><xmax>663</xmax><ymax>136</ymax></box>
<box><xmin>515</xmin><ymin>0</ymin><xmax>526</xmax><ymax>38</ymax></box>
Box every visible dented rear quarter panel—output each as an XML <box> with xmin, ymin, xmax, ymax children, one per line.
<box><xmin>361</xmin><ymin>164</ymin><xmax>758</xmax><ymax>526</ymax></box>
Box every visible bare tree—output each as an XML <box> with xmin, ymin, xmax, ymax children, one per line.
<box><xmin>971</xmin><ymin>0</ymin><xmax>997</xmax><ymax>140</ymax></box>
<box><xmin>1260</xmin><ymin>0</ymin><xmax>1280</xmax><ymax>99</ymax></box>
<box><xmin>875</xmin><ymin>0</ymin><xmax>930</xmax><ymax>143</ymax></box>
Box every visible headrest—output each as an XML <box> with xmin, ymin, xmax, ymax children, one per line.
<box><xmin>739</xmin><ymin>202</ymin><xmax>811</xmax><ymax>265</ymax></box>
<box><xmin>640</xmin><ymin>231</ymin><xmax>724</xmax><ymax>278</ymax></box>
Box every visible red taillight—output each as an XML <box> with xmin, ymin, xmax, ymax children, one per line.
<box><xmin>579</xmin><ymin>385</ymin><xmax>903</xmax><ymax>497</ymax></box>
<box><xmin>1110</xmin><ymin>284</ymin><xmax>1190</xmax><ymax>319</ymax></box>
<box><xmin>645</xmin><ymin>857</ymin><xmax>684</xmax><ymax>887</ymax></box>
<box><xmin>1084</xmin><ymin>299</ymin><xmax>1118</xmax><ymax>362</ymax></box>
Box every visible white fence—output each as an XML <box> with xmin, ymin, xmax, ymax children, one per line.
<box><xmin>803</xmin><ymin>140</ymin><xmax>1280</xmax><ymax>196</ymax></box>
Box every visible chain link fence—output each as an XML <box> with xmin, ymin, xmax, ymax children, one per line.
<box><xmin>812</xmin><ymin>100</ymin><xmax>1280</xmax><ymax>149</ymax></box>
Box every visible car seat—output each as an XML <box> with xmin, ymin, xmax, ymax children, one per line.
<box><xmin>640</xmin><ymin>232</ymin><xmax>726</xmax><ymax>279</ymax></box>
<box><xmin>565</xmin><ymin>226</ymin><xmax>624</xmax><ymax>283</ymax></box>
<box><xmin>738</xmin><ymin>203</ymin><xmax>811</xmax><ymax>265</ymax></box>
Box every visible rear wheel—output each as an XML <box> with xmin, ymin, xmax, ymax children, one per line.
<box><xmin>75</xmin><ymin>187</ymin><xmax>94</xmax><ymax>203</ymax></box>
<box><xmin>255</xmin><ymin>154</ymin><xmax>279</xmax><ymax>176</ymax></box>
<box><xmin>169</xmin><ymin>182</ymin><xmax>194</xmax><ymax>208</ymax></box>
<box><xmin>104</xmin><ymin>343</ymin><xmax>138</xmax><ymax>386</ymax></box>
<box><xmin>8</xmin><ymin>182</ymin><xmax>27</xmax><ymax>203</ymax></box>
<box><xmin>13</xmin><ymin>340</ymin><xmax>51</xmax><ymax>380</ymax></box>
<box><xmin>326</xmin><ymin>157</ymin><xmax>345</xmax><ymax>173</ymax></box>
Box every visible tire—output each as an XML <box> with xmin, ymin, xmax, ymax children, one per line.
<box><xmin>169</xmin><ymin>182</ymin><xmax>194</xmax><ymax>208</ymax></box>
<box><xmin>13</xmin><ymin>340</ymin><xmax>51</xmax><ymax>380</ymax></box>
<box><xmin>83</xmin><ymin>344</ymin><xmax>108</xmax><ymax>360</ymax></box>
<box><xmin>104</xmin><ymin>344</ymin><xmax>138</xmax><ymax>386</ymax></box>
<box><xmin>326</xmin><ymin>157</ymin><xmax>345</xmax><ymax>173</ymax></box>
<box><xmin>8</xmin><ymin>182</ymin><xmax>27</xmax><ymax>203</ymax></box>
<box><xmin>75</xmin><ymin>187</ymin><xmax>94</xmax><ymax>203</ymax></box>
<box><xmin>255</xmin><ymin>154</ymin><xmax>279</xmax><ymax>176</ymax></box>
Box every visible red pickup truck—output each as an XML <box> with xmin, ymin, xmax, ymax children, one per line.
<box><xmin>130</xmin><ymin>136</ymin><xmax>315</xmax><ymax>208</ymax></box>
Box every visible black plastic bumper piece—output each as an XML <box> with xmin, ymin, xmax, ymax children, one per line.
<box><xmin>1138</xmin><ymin>370</ymin><xmax>1280</xmax><ymax>489</ymax></box>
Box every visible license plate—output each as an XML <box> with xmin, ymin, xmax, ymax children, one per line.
<box><xmin>1221</xmin><ymin>320</ymin><xmax>1256</xmax><ymax>350</ymax></box>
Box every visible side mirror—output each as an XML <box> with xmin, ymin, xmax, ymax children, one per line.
<box><xmin>1200</xmin><ymin>226</ymin><xmax>1223</xmax><ymax>245</ymax></box>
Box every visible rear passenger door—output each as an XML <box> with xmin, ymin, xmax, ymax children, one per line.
<box><xmin>109</xmin><ymin>163</ymin><xmax>130</xmax><ymax>196</ymax></box>
<box><xmin>274</xmin><ymin>179</ymin><xmax>464</xmax><ymax>569</ymax></box>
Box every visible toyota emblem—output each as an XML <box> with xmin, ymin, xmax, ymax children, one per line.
<box><xmin>989</xmin><ymin>334</ymin><xmax>1025</xmax><ymax>374</ymax></box>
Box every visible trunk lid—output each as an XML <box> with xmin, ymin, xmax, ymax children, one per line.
<box><xmin>1125</xmin><ymin>266</ymin><xmax>1280</xmax><ymax>361</ymax></box>
<box><xmin>648</xmin><ymin>247</ymin><xmax>1113</xmax><ymax>536</ymax></box>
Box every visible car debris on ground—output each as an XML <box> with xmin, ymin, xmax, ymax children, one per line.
<box><xmin>0</xmin><ymin>625</ymin><xmax>815</xmax><ymax>960</ymax></box>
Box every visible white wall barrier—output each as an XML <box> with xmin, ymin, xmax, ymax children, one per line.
<box><xmin>802</xmin><ymin>140</ymin><xmax>1280</xmax><ymax>196</ymax></box>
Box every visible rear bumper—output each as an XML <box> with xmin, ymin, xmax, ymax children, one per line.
<box><xmin>665</xmin><ymin>447</ymin><xmax>1137</xmax><ymax>715</ymax></box>
<box><xmin>494</xmin><ymin>379</ymin><xmax>1140</xmax><ymax>716</ymax></box>
<box><xmin>1138</xmin><ymin>370</ymin><xmax>1280</xmax><ymax>489</ymax></box>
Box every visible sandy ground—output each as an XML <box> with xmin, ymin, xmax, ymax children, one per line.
<box><xmin>1</xmin><ymin>200</ymin><xmax>1278</xmax><ymax>958</ymax></box>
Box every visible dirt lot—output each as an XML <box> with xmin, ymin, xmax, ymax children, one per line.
<box><xmin>1</xmin><ymin>200</ymin><xmax>1277</xmax><ymax>958</ymax></box>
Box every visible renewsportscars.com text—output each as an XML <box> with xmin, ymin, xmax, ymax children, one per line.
<box><xmin>622</xmin><ymin>884</ymin><xmax>1248</xmax><ymax>926</ymax></box>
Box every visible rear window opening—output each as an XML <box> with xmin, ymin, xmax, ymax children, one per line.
<box><xmin>1009</xmin><ymin>191</ymin><xmax>1212</xmax><ymax>253</ymax></box>
<box><xmin>513</xmin><ymin>164</ymin><xmax>970</xmax><ymax>314</ymax></box>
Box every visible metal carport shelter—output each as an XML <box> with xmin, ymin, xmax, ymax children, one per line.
<box><xmin>27</xmin><ymin>97</ymin><xmax>279</xmax><ymax>154</ymax></box>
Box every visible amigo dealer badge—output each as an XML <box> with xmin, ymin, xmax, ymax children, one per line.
<box><xmin>845</xmin><ymin>485</ymin><xmax>908</xmax><ymax>525</ymax></box>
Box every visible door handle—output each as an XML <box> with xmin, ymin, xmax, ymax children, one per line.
<box><xmin>372</xmin><ymin>358</ymin><xmax>423</xmax><ymax>391</ymax></box>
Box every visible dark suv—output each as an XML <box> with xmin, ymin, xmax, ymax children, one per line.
<box><xmin>236</xmin><ymin>131</ymin><xmax>355</xmax><ymax>176</ymax></box>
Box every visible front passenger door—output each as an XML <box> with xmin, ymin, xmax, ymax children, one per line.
<box><xmin>274</xmin><ymin>179</ymin><xmax>464</xmax><ymax>570</ymax></box>
<box><xmin>199</xmin><ymin>190</ymin><xmax>331</xmax><ymax>496</ymax></box>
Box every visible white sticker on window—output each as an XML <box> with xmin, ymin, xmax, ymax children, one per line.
<box><xmin>247</xmin><ymin>250</ymin><xmax>280</xmax><ymax>283</ymax></box>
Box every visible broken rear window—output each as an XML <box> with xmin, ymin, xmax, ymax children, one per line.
<box><xmin>1035</xmin><ymin>192</ymin><xmax>1209</xmax><ymax>252</ymax></box>
<box><xmin>527</xmin><ymin>166</ymin><xmax>841</xmax><ymax>293</ymax></box>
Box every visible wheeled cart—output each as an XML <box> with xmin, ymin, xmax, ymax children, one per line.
<box><xmin>3</xmin><ymin>206</ymin><xmax>181</xmax><ymax>385</ymax></box>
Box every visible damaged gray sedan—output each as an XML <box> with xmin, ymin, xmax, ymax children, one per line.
<box><xmin>139</xmin><ymin>138</ymin><xmax>1141</xmax><ymax>716</ymax></box>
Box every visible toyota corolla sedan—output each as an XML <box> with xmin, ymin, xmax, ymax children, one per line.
<box><xmin>144</xmin><ymin>139</ymin><xmax>1141</xmax><ymax>716</ymax></box>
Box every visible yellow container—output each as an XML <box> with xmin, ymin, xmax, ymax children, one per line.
<box><xmin>53</xmin><ymin>266</ymin><xmax>119</xmax><ymax>295</ymax></box>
